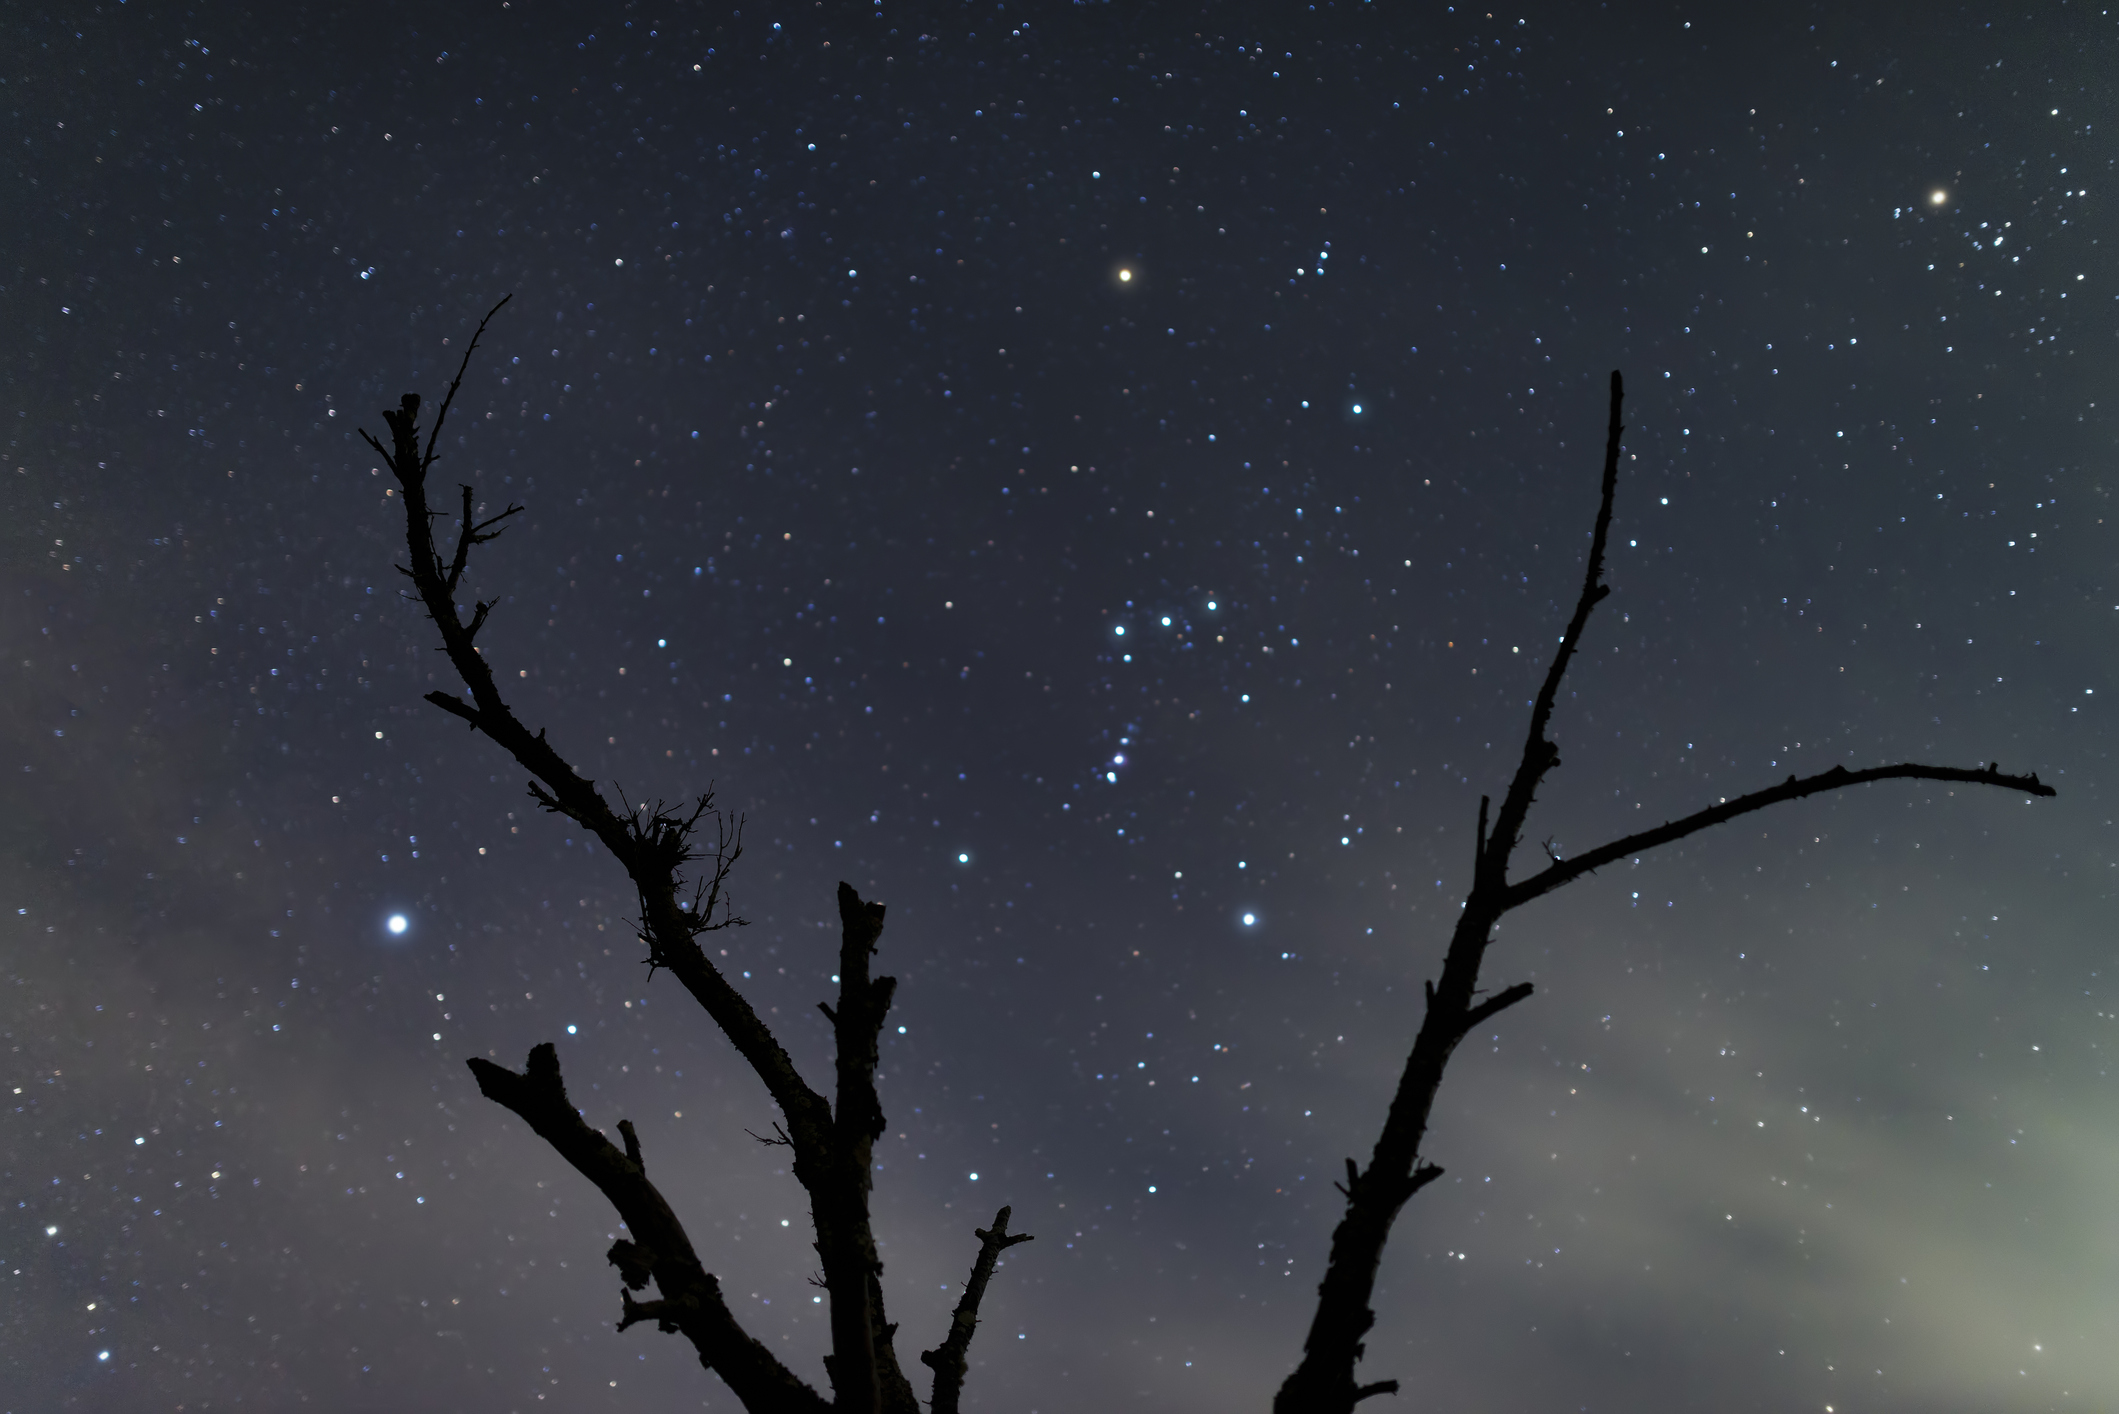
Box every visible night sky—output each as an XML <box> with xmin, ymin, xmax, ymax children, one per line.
<box><xmin>7</xmin><ymin>3</ymin><xmax>2116</xmax><ymax>1410</ymax></box>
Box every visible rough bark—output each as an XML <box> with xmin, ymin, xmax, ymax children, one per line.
<box><xmin>1271</xmin><ymin>371</ymin><xmax>2056</xmax><ymax>1414</ymax></box>
<box><xmin>361</xmin><ymin>301</ymin><xmax>1026</xmax><ymax>1413</ymax></box>
<box><xmin>919</xmin><ymin>1207</ymin><xmax>1034</xmax><ymax>1414</ymax></box>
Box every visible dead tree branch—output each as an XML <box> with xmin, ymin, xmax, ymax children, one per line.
<box><xmin>812</xmin><ymin>883</ymin><xmax>919</xmax><ymax>1414</ymax></box>
<box><xmin>1271</xmin><ymin>370</ymin><xmax>2057</xmax><ymax>1414</ymax></box>
<box><xmin>466</xmin><ymin>1044</ymin><xmax>827</xmax><ymax>1414</ymax></box>
<box><xmin>364</xmin><ymin>306</ymin><xmax>1010</xmax><ymax>1414</ymax></box>
<box><xmin>1505</xmin><ymin>761</ymin><xmax>2051</xmax><ymax>909</ymax></box>
<box><xmin>918</xmin><ymin>1206</ymin><xmax>1035</xmax><ymax>1414</ymax></box>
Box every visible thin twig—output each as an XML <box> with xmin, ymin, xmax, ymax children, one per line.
<box><xmin>1504</xmin><ymin>760</ymin><xmax>2053</xmax><ymax>909</ymax></box>
<box><xmin>1482</xmin><ymin>371</ymin><xmax>1625</xmax><ymax>886</ymax></box>
<box><xmin>424</xmin><ymin>295</ymin><xmax>512</xmax><ymax>472</ymax></box>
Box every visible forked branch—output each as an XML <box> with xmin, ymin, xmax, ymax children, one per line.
<box><xmin>919</xmin><ymin>1206</ymin><xmax>1035</xmax><ymax>1414</ymax></box>
<box><xmin>363</xmin><ymin>318</ymin><xmax>812</xmax><ymax>1142</ymax></box>
<box><xmin>1273</xmin><ymin>371</ymin><xmax>2056</xmax><ymax>1414</ymax></box>
<box><xmin>367</xmin><ymin>305</ymin><xmax>1021</xmax><ymax>1413</ymax></box>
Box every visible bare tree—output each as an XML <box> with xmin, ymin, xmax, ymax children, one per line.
<box><xmin>365</xmin><ymin>305</ymin><xmax>2051</xmax><ymax>1414</ymax></box>
<box><xmin>362</xmin><ymin>298</ymin><xmax>1029</xmax><ymax>1414</ymax></box>
<box><xmin>1268</xmin><ymin>372</ymin><xmax>2053</xmax><ymax>1414</ymax></box>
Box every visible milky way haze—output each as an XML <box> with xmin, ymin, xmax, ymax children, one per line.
<box><xmin>6</xmin><ymin>4</ymin><xmax>2114</xmax><ymax>1410</ymax></box>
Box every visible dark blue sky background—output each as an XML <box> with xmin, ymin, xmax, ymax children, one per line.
<box><xmin>7</xmin><ymin>2</ymin><xmax>2114</xmax><ymax>1409</ymax></box>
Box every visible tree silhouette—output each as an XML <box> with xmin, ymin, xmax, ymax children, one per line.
<box><xmin>364</xmin><ymin>302</ymin><xmax>2052</xmax><ymax>1414</ymax></box>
